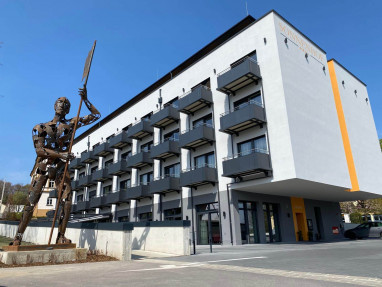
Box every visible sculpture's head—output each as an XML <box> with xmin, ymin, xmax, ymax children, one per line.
<box><xmin>54</xmin><ymin>97</ymin><xmax>71</xmax><ymax>116</ymax></box>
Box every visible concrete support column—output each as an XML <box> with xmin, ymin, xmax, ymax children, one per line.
<box><xmin>112</xmin><ymin>175</ymin><xmax>118</xmax><ymax>192</ymax></box>
<box><xmin>130</xmin><ymin>200</ymin><xmax>137</xmax><ymax>222</ymax></box>
<box><xmin>114</xmin><ymin>148</ymin><xmax>120</xmax><ymax>162</ymax></box>
<box><xmin>111</xmin><ymin>204</ymin><xmax>117</xmax><ymax>222</ymax></box>
<box><xmin>131</xmin><ymin>168</ymin><xmax>138</xmax><ymax>186</ymax></box>
<box><xmin>153</xmin><ymin>193</ymin><xmax>161</xmax><ymax>221</ymax></box>
<box><xmin>72</xmin><ymin>190</ymin><xmax>77</xmax><ymax>204</ymax></box>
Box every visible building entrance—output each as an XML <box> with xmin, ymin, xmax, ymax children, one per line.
<box><xmin>239</xmin><ymin>201</ymin><xmax>260</xmax><ymax>244</ymax></box>
<box><xmin>196</xmin><ymin>203</ymin><xmax>221</xmax><ymax>245</ymax></box>
<box><xmin>263</xmin><ymin>203</ymin><xmax>281</xmax><ymax>243</ymax></box>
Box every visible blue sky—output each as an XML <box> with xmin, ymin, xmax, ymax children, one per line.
<box><xmin>0</xmin><ymin>0</ymin><xmax>381</xmax><ymax>184</ymax></box>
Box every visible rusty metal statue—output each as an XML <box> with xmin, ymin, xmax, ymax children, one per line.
<box><xmin>10</xmin><ymin>42</ymin><xmax>100</xmax><ymax>246</ymax></box>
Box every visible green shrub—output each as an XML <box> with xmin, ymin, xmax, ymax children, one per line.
<box><xmin>350</xmin><ymin>212</ymin><xmax>363</xmax><ymax>224</ymax></box>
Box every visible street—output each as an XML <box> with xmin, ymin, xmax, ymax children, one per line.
<box><xmin>1</xmin><ymin>239</ymin><xmax>382</xmax><ymax>286</ymax></box>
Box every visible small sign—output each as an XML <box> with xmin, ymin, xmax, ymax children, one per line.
<box><xmin>332</xmin><ymin>226</ymin><xmax>339</xmax><ymax>234</ymax></box>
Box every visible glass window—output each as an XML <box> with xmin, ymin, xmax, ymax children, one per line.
<box><xmin>49</xmin><ymin>181</ymin><xmax>55</xmax><ymax>188</ymax></box>
<box><xmin>164</xmin><ymin>129</ymin><xmax>179</xmax><ymax>142</ymax></box>
<box><xmin>139</xmin><ymin>212</ymin><xmax>152</xmax><ymax>222</ymax></box>
<box><xmin>105</xmin><ymin>159</ymin><xmax>113</xmax><ymax>168</ymax></box>
<box><xmin>233</xmin><ymin>91</ymin><xmax>262</xmax><ymax>110</ymax></box>
<box><xmin>120</xmin><ymin>179</ymin><xmax>131</xmax><ymax>190</ymax></box>
<box><xmin>164</xmin><ymin>208</ymin><xmax>182</xmax><ymax>220</ymax></box>
<box><xmin>141</xmin><ymin>141</ymin><xmax>153</xmax><ymax>152</ymax></box>
<box><xmin>194</xmin><ymin>152</ymin><xmax>215</xmax><ymax>169</ymax></box>
<box><xmin>121</xmin><ymin>151</ymin><xmax>131</xmax><ymax>160</ymax></box>
<box><xmin>192</xmin><ymin>114</ymin><xmax>213</xmax><ymax>129</ymax></box>
<box><xmin>77</xmin><ymin>194</ymin><xmax>84</xmax><ymax>202</ymax></box>
<box><xmin>89</xmin><ymin>190</ymin><xmax>96</xmax><ymax>199</ymax></box>
<box><xmin>46</xmin><ymin>198</ymin><xmax>53</xmax><ymax>206</ymax></box>
<box><xmin>103</xmin><ymin>185</ymin><xmax>112</xmax><ymax>196</ymax></box>
<box><xmin>91</xmin><ymin>166</ymin><xmax>97</xmax><ymax>174</ymax></box>
<box><xmin>237</xmin><ymin>136</ymin><xmax>267</xmax><ymax>156</ymax></box>
<box><xmin>79</xmin><ymin>172</ymin><xmax>85</xmax><ymax>178</ymax></box>
<box><xmin>140</xmin><ymin>172</ymin><xmax>153</xmax><ymax>185</ymax></box>
<box><xmin>164</xmin><ymin>163</ymin><xmax>180</xmax><ymax>177</ymax></box>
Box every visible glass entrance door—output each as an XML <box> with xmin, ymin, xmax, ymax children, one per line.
<box><xmin>239</xmin><ymin>201</ymin><xmax>260</xmax><ymax>244</ymax></box>
<box><xmin>197</xmin><ymin>203</ymin><xmax>221</xmax><ymax>245</ymax></box>
<box><xmin>263</xmin><ymin>203</ymin><xmax>281</xmax><ymax>243</ymax></box>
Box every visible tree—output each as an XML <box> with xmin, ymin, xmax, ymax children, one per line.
<box><xmin>380</xmin><ymin>139</ymin><xmax>382</xmax><ymax>151</ymax></box>
<box><xmin>7</xmin><ymin>191</ymin><xmax>28</xmax><ymax>212</ymax></box>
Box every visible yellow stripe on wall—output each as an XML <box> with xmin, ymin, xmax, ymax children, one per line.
<box><xmin>327</xmin><ymin>60</ymin><xmax>359</xmax><ymax>192</ymax></box>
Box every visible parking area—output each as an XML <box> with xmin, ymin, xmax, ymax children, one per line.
<box><xmin>1</xmin><ymin>239</ymin><xmax>382</xmax><ymax>286</ymax></box>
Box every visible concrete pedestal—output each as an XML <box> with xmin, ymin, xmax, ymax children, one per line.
<box><xmin>0</xmin><ymin>248</ymin><xmax>87</xmax><ymax>265</ymax></box>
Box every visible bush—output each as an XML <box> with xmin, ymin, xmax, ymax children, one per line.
<box><xmin>5</xmin><ymin>212</ymin><xmax>23</xmax><ymax>221</ymax></box>
<box><xmin>350</xmin><ymin>212</ymin><xmax>363</xmax><ymax>224</ymax></box>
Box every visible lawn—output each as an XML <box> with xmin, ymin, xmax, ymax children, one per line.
<box><xmin>0</xmin><ymin>236</ymin><xmax>33</xmax><ymax>247</ymax></box>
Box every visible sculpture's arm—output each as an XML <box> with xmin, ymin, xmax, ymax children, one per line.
<box><xmin>71</xmin><ymin>87</ymin><xmax>101</xmax><ymax>128</ymax></box>
<box><xmin>32</xmin><ymin>125</ymin><xmax>73</xmax><ymax>161</ymax></box>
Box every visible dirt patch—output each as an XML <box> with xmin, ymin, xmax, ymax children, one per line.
<box><xmin>0</xmin><ymin>253</ymin><xmax>118</xmax><ymax>268</ymax></box>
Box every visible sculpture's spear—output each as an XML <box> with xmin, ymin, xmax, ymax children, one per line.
<box><xmin>48</xmin><ymin>41</ymin><xmax>97</xmax><ymax>245</ymax></box>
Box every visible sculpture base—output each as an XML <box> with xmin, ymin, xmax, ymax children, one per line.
<box><xmin>0</xmin><ymin>244</ymin><xmax>87</xmax><ymax>265</ymax></box>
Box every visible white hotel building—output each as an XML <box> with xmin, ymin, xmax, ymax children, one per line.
<box><xmin>67</xmin><ymin>10</ymin><xmax>382</xmax><ymax>244</ymax></box>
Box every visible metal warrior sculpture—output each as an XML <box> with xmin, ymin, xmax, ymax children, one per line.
<box><xmin>10</xmin><ymin>41</ymin><xmax>101</xmax><ymax>246</ymax></box>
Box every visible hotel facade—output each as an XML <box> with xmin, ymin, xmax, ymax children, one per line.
<box><xmin>66</xmin><ymin>10</ymin><xmax>382</xmax><ymax>245</ymax></box>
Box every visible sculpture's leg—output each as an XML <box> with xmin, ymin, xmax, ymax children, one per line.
<box><xmin>10</xmin><ymin>174</ymin><xmax>47</xmax><ymax>246</ymax></box>
<box><xmin>55</xmin><ymin>172</ymin><xmax>73</xmax><ymax>244</ymax></box>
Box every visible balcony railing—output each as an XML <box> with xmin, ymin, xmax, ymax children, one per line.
<box><xmin>80</xmin><ymin>150</ymin><xmax>98</xmax><ymax>164</ymax></box>
<box><xmin>127</xmin><ymin>118</ymin><xmax>153</xmax><ymax>139</ymax></box>
<box><xmin>180</xmin><ymin>164</ymin><xmax>217</xmax><ymax>188</ymax></box>
<box><xmin>125</xmin><ymin>183</ymin><xmax>150</xmax><ymax>200</ymax></box>
<box><xmin>217</xmin><ymin>57</ymin><xmax>261</xmax><ymax>95</ymax></box>
<box><xmin>126</xmin><ymin>151</ymin><xmax>153</xmax><ymax>169</ymax></box>
<box><xmin>150</xmin><ymin>174</ymin><xmax>180</xmax><ymax>194</ymax></box>
<box><xmin>222</xmin><ymin>148</ymin><xmax>272</xmax><ymax>178</ymax></box>
<box><xmin>179</xmin><ymin>123</ymin><xmax>215</xmax><ymax>149</ymax></box>
<box><xmin>150</xmin><ymin>138</ymin><xmax>180</xmax><ymax>160</ymax></box>
<box><xmin>220</xmin><ymin>100</ymin><xmax>266</xmax><ymax>134</ymax></box>
<box><xmin>78</xmin><ymin>174</ymin><xmax>94</xmax><ymax>188</ymax></box>
<box><xmin>108</xmin><ymin>159</ymin><xmax>131</xmax><ymax>175</ymax></box>
<box><xmin>69</xmin><ymin>157</ymin><xmax>84</xmax><ymax>170</ymax></box>
<box><xmin>109</xmin><ymin>130</ymin><xmax>132</xmax><ymax>149</ymax></box>
<box><xmin>93</xmin><ymin>141</ymin><xmax>114</xmax><ymax>156</ymax></box>
<box><xmin>91</xmin><ymin>167</ymin><xmax>111</xmax><ymax>182</ymax></box>
<box><xmin>177</xmin><ymin>85</ymin><xmax>213</xmax><ymax>114</ymax></box>
<box><xmin>150</xmin><ymin>104</ymin><xmax>180</xmax><ymax>128</ymax></box>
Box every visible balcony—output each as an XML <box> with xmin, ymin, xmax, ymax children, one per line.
<box><xmin>90</xmin><ymin>196</ymin><xmax>107</xmax><ymax>208</ymax></box>
<box><xmin>109</xmin><ymin>131</ymin><xmax>132</xmax><ymax>149</ymax></box>
<box><xmin>71</xmin><ymin>204</ymin><xmax>78</xmax><ymax>213</ymax></box>
<box><xmin>150</xmin><ymin>139</ymin><xmax>180</xmax><ymax>160</ymax></box>
<box><xmin>108</xmin><ymin>160</ymin><xmax>131</xmax><ymax>176</ymax></box>
<box><xmin>126</xmin><ymin>151</ymin><xmax>153</xmax><ymax>169</ymax></box>
<box><xmin>217</xmin><ymin>57</ymin><xmax>261</xmax><ymax>95</ymax></box>
<box><xmin>76</xmin><ymin>200</ymin><xmax>91</xmax><ymax>212</ymax></box>
<box><xmin>222</xmin><ymin>149</ymin><xmax>272</xmax><ymax>178</ymax></box>
<box><xmin>80</xmin><ymin>150</ymin><xmax>98</xmax><ymax>164</ymax></box>
<box><xmin>220</xmin><ymin>101</ymin><xmax>266</xmax><ymax>135</ymax></box>
<box><xmin>180</xmin><ymin>165</ymin><xmax>218</xmax><ymax>188</ymax></box>
<box><xmin>78</xmin><ymin>174</ymin><xmax>94</xmax><ymax>188</ymax></box>
<box><xmin>69</xmin><ymin>157</ymin><xmax>84</xmax><ymax>170</ymax></box>
<box><xmin>179</xmin><ymin>124</ymin><xmax>215</xmax><ymax>150</ymax></box>
<box><xmin>93</xmin><ymin>141</ymin><xmax>114</xmax><ymax>157</ymax></box>
<box><xmin>105</xmin><ymin>191</ymin><xmax>122</xmax><ymax>205</ymax></box>
<box><xmin>178</xmin><ymin>85</ymin><xmax>213</xmax><ymax>115</ymax></box>
<box><xmin>150</xmin><ymin>175</ymin><xmax>180</xmax><ymax>194</ymax></box>
<box><xmin>127</xmin><ymin>119</ymin><xmax>153</xmax><ymax>140</ymax></box>
<box><xmin>91</xmin><ymin>168</ymin><xmax>111</xmax><ymax>182</ymax></box>
<box><xmin>71</xmin><ymin>180</ymin><xmax>79</xmax><ymax>191</ymax></box>
<box><xmin>150</xmin><ymin>105</ymin><xmax>180</xmax><ymax>128</ymax></box>
<box><xmin>125</xmin><ymin>184</ymin><xmax>150</xmax><ymax>200</ymax></box>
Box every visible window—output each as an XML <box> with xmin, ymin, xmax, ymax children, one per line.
<box><xmin>120</xmin><ymin>179</ymin><xmax>131</xmax><ymax>190</ymax></box>
<box><xmin>46</xmin><ymin>198</ymin><xmax>53</xmax><ymax>206</ymax></box>
<box><xmin>122</xmin><ymin>124</ymin><xmax>131</xmax><ymax>132</ymax></box>
<box><xmin>233</xmin><ymin>91</ymin><xmax>262</xmax><ymax>110</ymax></box>
<box><xmin>164</xmin><ymin>97</ymin><xmax>179</xmax><ymax>109</ymax></box>
<box><xmin>191</xmin><ymin>78</ymin><xmax>211</xmax><ymax>90</ymax></box>
<box><xmin>231</xmin><ymin>51</ymin><xmax>257</xmax><ymax>67</ymax></box>
<box><xmin>119</xmin><ymin>216</ymin><xmax>129</xmax><ymax>222</ymax></box>
<box><xmin>77</xmin><ymin>194</ymin><xmax>84</xmax><ymax>202</ymax></box>
<box><xmin>121</xmin><ymin>151</ymin><xmax>132</xmax><ymax>160</ymax></box>
<box><xmin>49</xmin><ymin>181</ymin><xmax>55</xmax><ymax>188</ymax></box>
<box><xmin>105</xmin><ymin>159</ymin><xmax>113</xmax><ymax>168</ymax></box>
<box><xmin>237</xmin><ymin>136</ymin><xmax>267</xmax><ymax>156</ymax></box>
<box><xmin>194</xmin><ymin>152</ymin><xmax>215</xmax><ymax>169</ymax></box>
<box><xmin>164</xmin><ymin>163</ymin><xmax>180</xmax><ymax>177</ymax></box>
<box><xmin>103</xmin><ymin>185</ymin><xmax>112</xmax><ymax>196</ymax></box>
<box><xmin>79</xmin><ymin>172</ymin><xmax>85</xmax><ymax>178</ymax></box>
<box><xmin>141</xmin><ymin>112</ymin><xmax>152</xmax><ymax>121</ymax></box>
<box><xmin>164</xmin><ymin>208</ymin><xmax>182</xmax><ymax>220</ymax></box>
<box><xmin>90</xmin><ymin>166</ymin><xmax>98</xmax><ymax>174</ymax></box>
<box><xmin>140</xmin><ymin>172</ymin><xmax>153</xmax><ymax>185</ymax></box>
<box><xmin>163</xmin><ymin>129</ymin><xmax>179</xmax><ymax>142</ymax></box>
<box><xmin>192</xmin><ymin>114</ymin><xmax>213</xmax><ymax>129</ymax></box>
<box><xmin>89</xmin><ymin>190</ymin><xmax>96</xmax><ymax>199</ymax></box>
<box><xmin>139</xmin><ymin>212</ymin><xmax>152</xmax><ymax>222</ymax></box>
<box><xmin>141</xmin><ymin>141</ymin><xmax>153</xmax><ymax>152</ymax></box>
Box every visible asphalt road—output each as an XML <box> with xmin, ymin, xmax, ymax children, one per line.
<box><xmin>1</xmin><ymin>239</ymin><xmax>381</xmax><ymax>287</ymax></box>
